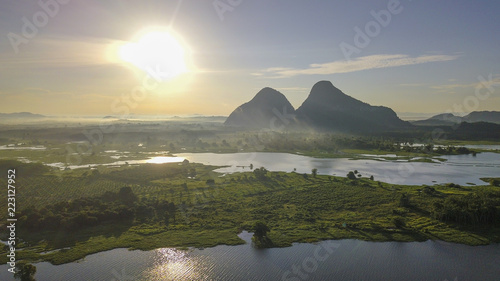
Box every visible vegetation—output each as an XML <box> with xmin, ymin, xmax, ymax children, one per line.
<box><xmin>432</xmin><ymin>191</ymin><xmax>500</xmax><ymax>225</ymax></box>
<box><xmin>346</xmin><ymin>171</ymin><xmax>356</xmax><ymax>180</ymax></box>
<box><xmin>312</xmin><ymin>168</ymin><xmax>318</xmax><ymax>178</ymax></box>
<box><xmin>252</xmin><ymin>221</ymin><xmax>273</xmax><ymax>248</ymax></box>
<box><xmin>16</xmin><ymin>186</ymin><xmax>176</xmax><ymax>232</ymax></box>
<box><xmin>14</xmin><ymin>262</ymin><xmax>36</xmax><ymax>281</ymax></box>
<box><xmin>1</xmin><ymin>159</ymin><xmax>499</xmax><ymax>266</ymax></box>
<box><xmin>0</xmin><ymin>122</ymin><xmax>498</xmax><ymax>268</ymax></box>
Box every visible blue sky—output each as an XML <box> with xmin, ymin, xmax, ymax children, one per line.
<box><xmin>1</xmin><ymin>0</ymin><xmax>499</xmax><ymax>117</ymax></box>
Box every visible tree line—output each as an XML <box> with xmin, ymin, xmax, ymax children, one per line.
<box><xmin>431</xmin><ymin>191</ymin><xmax>500</xmax><ymax>225</ymax></box>
<box><xmin>17</xmin><ymin>187</ymin><xmax>176</xmax><ymax>232</ymax></box>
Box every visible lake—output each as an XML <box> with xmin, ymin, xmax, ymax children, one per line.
<box><xmin>177</xmin><ymin>152</ymin><xmax>500</xmax><ymax>186</ymax></box>
<box><xmin>1</xmin><ymin>232</ymin><xmax>499</xmax><ymax>280</ymax></box>
<box><xmin>6</xmin><ymin>143</ymin><xmax>496</xmax><ymax>185</ymax></box>
<box><xmin>39</xmin><ymin>151</ymin><xmax>500</xmax><ymax>185</ymax></box>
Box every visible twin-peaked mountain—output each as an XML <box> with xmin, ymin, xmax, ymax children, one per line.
<box><xmin>224</xmin><ymin>81</ymin><xmax>410</xmax><ymax>132</ymax></box>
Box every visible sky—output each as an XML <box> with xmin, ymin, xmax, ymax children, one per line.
<box><xmin>1</xmin><ymin>0</ymin><xmax>499</xmax><ymax>117</ymax></box>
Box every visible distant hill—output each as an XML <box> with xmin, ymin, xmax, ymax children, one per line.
<box><xmin>295</xmin><ymin>81</ymin><xmax>410</xmax><ymax>132</ymax></box>
<box><xmin>224</xmin><ymin>87</ymin><xmax>296</xmax><ymax>129</ymax></box>
<box><xmin>450</xmin><ymin>122</ymin><xmax>500</xmax><ymax>140</ymax></box>
<box><xmin>463</xmin><ymin>111</ymin><xmax>500</xmax><ymax>124</ymax></box>
<box><xmin>0</xmin><ymin>112</ymin><xmax>46</xmax><ymax>118</ymax></box>
<box><xmin>411</xmin><ymin>113</ymin><xmax>463</xmax><ymax>126</ymax></box>
<box><xmin>412</xmin><ymin>111</ymin><xmax>500</xmax><ymax>126</ymax></box>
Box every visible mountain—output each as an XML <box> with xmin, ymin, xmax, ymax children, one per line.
<box><xmin>224</xmin><ymin>87</ymin><xmax>296</xmax><ymax>129</ymax></box>
<box><xmin>411</xmin><ymin>113</ymin><xmax>463</xmax><ymax>126</ymax></box>
<box><xmin>429</xmin><ymin>113</ymin><xmax>462</xmax><ymax>122</ymax></box>
<box><xmin>463</xmin><ymin>111</ymin><xmax>500</xmax><ymax>124</ymax></box>
<box><xmin>412</xmin><ymin>111</ymin><xmax>500</xmax><ymax>126</ymax></box>
<box><xmin>0</xmin><ymin>112</ymin><xmax>46</xmax><ymax>118</ymax></box>
<box><xmin>295</xmin><ymin>81</ymin><xmax>410</xmax><ymax>132</ymax></box>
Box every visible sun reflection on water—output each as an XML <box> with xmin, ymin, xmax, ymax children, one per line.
<box><xmin>145</xmin><ymin>156</ymin><xmax>185</xmax><ymax>164</ymax></box>
<box><xmin>143</xmin><ymin>248</ymin><xmax>210</xmax><ymax>280</ymax></box>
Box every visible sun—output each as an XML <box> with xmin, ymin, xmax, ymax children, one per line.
<box><xmin>119</xmin><ymin>28</ymin><xmax>189</xmax><ymax>81</ymax></box>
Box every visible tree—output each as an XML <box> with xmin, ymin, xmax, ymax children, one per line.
<box><xmin>168</xmin><ymin>202</ymin><xmax>176</xmax><ymax>223</ymax></box>
<box><xmin>254</xmin><ymin>221</ymin><xmax>270</xmax><ymax>238</ymax></box>
<box><xmin>14</xmin><ymin>262</ymin><xmax>36</xmax><ymax>281</ymax></box>
<box><xmin>253</xmin><ymin>167</ymin><xmax>268</xmax><ymax>180</ymax></box>
<box><xmin>252</xmin><ymin>221</ymin><xmax>273</xmax><ymax>248</ymax></box>
<box><xmin>393</xmin><ymin>217</ymin><xmax>406</xmax><ymax>228</ymax></box>
<box><xmin>311</xmin><ymin>168</ymin><xmax>318</xmax><ymax>178</ymax></box>
<box><xmin>399</xmin><ymin>193</ymin><xmax>411</xmax><ymax>207</ymax></box>
<box><xmin>118</xmin><ymin>186</ymin><xmax>138</xmax><ymax>205</ymax></box>
<box><xmin>490</xmin><ymin>179</ymin><xmax>500</xmax><ymax>187</ymax></box>
<box><xmin>347</xmin><ymin>171</ymin><xmax>356</xmax><ymax>180</ymax></box>
<box><xmin>164</xmin><ymin>211</ymin><xmax>170</xmax><ymax>225</ymax></box>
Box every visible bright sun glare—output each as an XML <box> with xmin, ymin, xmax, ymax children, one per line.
<box><xmin>119</xmin><ymin>29</ymin><xmax>189</xmax><ymax>81</ymax></box>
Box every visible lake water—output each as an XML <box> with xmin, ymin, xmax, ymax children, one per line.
<box><xmin>6</xmin><ymin>142</ymin><xmax>497</xmax><ymax>185</ymax></box>
<box><xmin>46</xmin><ymin>156</ymin><xmax>186</xmax><ymax>170</ymax></box>
<box><xmin>0</xmin><ymin>145</ymin><xmax>46</xmax><ymax>150</ymax></box>
<box><xmin>39</xmin><ymin>151</ymin><xmax>500</xmax><ymax>185</ymax></box>
<box><xmin>178</xmin><ymin>152</ymin><xmax>500</xmax><ymax>186</ymax></box>
<box><xmin>1</xmin><ymin>232</ymin><xmax>499</xmax><ymax>281</ymax></box>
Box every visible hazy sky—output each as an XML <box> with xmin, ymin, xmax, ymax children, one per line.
<box><xmin>1</xmin><ymin>0</ymin><xmax>499</xmax><ymax>116</ymax></box>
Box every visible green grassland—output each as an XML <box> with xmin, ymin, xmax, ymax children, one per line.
<box><xmin>1</xmin><ymin>159</ymin><xmax>499</xmax><ymax>265</ymax></box>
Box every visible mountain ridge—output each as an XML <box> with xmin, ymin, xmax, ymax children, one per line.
<box><xmin>0</xmin><ymin>112</ymin><xmax>46</xmax><ymax>118</ymax></box>
<box><xmin>412</xmin><ymin>111</ymin><xmax>500</xmax><ymax>126</ymax></box>
<box><xmin>225</xmin><ymin>81</ymin><xmax>410</xmax><ymax>132</ymax></box>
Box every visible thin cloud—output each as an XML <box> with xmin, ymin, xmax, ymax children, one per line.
<box><xmin>398</xmin><ymin>83</ymin><xmax>427</xmax><ymax>87</ymax></box>
<box><xmin>260</xmin><ymin>54</ymin><xmax>460</xmax><ymax>78</ymax></box>
<box><xmin>430</xmin><ymin>74</ymin><xmax>500</xmax><ymax>93</ymax></box>
<box><xmin>431</xmin><ymin>83</ymin><xmax>473</xmax><ymax>93</ymax></box>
